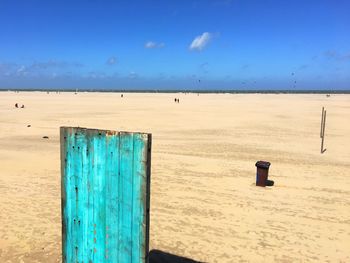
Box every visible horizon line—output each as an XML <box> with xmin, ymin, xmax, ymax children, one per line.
<box><xmin>1</xmin><ymin>88</ymin><xmax>350</xmax><ymax>94</ymax></box>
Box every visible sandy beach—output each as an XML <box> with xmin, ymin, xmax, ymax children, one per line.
<box><xmin>0</xmin><ymin>91</ymin><xmax>349</xmax><ymax>262</ymax></box>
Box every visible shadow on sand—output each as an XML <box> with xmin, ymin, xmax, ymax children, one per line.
<box><xmin>149</xmin><ymin>249</ymin><xmax>203</xmax><ymax>263</ymax></box>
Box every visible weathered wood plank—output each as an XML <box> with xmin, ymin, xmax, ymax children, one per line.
<box><xmin>105</xmin><ymin>134</ymin><xmax>120</xmax><ymax>262</ymax></box>
<box><xmin>93</xmin><ymin>131</ymin><xmax>107</xmax><ymax>262</ymax></box>
<box><xmin>61</xmin><ymin>127</ymin><xmax>151</xmax><ymax>263</ymax></box>
<box><xmin>132</xmin><ymin>133</ymin><xmax>145</xmax><ymax>261</ymax></box>
<box><xmin>86</xmin><ymin>130</ymin><xmax>95</xmax><ymax>262</ymax></box>
<box><xmin>118</xmin><ymin>132</ymin><xmax>134</xmax><ymax>262</ymax></box>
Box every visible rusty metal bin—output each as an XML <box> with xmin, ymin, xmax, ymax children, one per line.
<box><xmin>255</xmin><ymin>161</ymin><xmax>271</xmax><ymax>187</ymax></box>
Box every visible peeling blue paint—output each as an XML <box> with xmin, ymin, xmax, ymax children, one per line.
<box><xmin>61</xmin><ymin>127</ymin><xmax>151</xmax><ymax>263</ymax></box>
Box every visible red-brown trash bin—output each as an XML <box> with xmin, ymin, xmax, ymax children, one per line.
<box><xmin>255</xmin><ymin>161</ymin><xmax>271</xmax><ymax>187</ymax></box>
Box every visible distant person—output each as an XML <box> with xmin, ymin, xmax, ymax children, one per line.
<box><xmin>121</xmin><ymin>94</ymin><xmax>123</xmax><ymax>98</ymax></box>
<box><xmin>21</xmin><ymin>105</ymin><xmax>25</xmax><ymax>108</ymax></box>
<box><xmin>15</xmin><ymin>103</ymin><xmax>18</xmax><ymax>108</ymax></box>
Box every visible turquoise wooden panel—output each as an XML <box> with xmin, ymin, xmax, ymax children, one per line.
<box><xmin>61</xmin><ymin>127</ymin><xmax>151</xmax><ymax>263</ymax></box>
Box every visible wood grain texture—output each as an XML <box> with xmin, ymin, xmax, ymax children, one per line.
<box><xmin>61</xmin><ymin>127</ymin><xmax>151</xmax><ymax>263</ymax></box>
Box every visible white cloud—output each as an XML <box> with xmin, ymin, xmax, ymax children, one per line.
<box><xmin>145</xmin><ymin>41</ymin><xmax>165</xmax><ymax>49</ymax></box>
<box><xmin>106</xmin><ymin>56</ymin><xmax>117</xmax><ymax>65</ymax></box>
<box><xmin>17</xmin><ymin>65</ymin><xmax>25</xmax><ymax>73</ymax></box>
<box><xmin>145</xmin><ymin>41</ymin><xmax>156</xmax><ymax>48</ymax></box>
<box><xmin>189</xmin><ymin>32</ymin><xmax>212</xmax><ymax>51</ymax></box>
<box><xmin>16</xmin><ymin>65</ymin><xmax>28</xmax><ymax>76</ymax></box>
<box><xmin>129</xmin><ymin>71</ymin><xmax>138</xmax><ymax>79</ymax></box>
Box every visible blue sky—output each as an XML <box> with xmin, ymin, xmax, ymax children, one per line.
<box><xmin>0</xmin><ymin>0</ymin><xmax>349</xmax><ymax>90</ymax></box>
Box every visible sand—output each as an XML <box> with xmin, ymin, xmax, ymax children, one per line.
<box><xmin>0</xmin><ymin>91</ymin><xmax>349</xmax><ymax>262</ymax></box>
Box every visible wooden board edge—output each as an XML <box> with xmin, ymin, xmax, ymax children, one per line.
<box><xmin>145</xmin><ymin>134</ymin><xmax>152</xmax><ymax>263</ymax></box>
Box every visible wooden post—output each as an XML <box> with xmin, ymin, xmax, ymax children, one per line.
<box><xmin>320</xmin><ymin>110</ymin><xmax>327</xmax><ymax>153</ymax></box>
<box><xmin>320</xmin><ymin>107</ymin><xmax>324</xmax><ymax>138</ymax></box>
<box><xmin>60</xmin><ymin>127</ymin><xmax>151</xmax><ymax>263</ymax></box>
